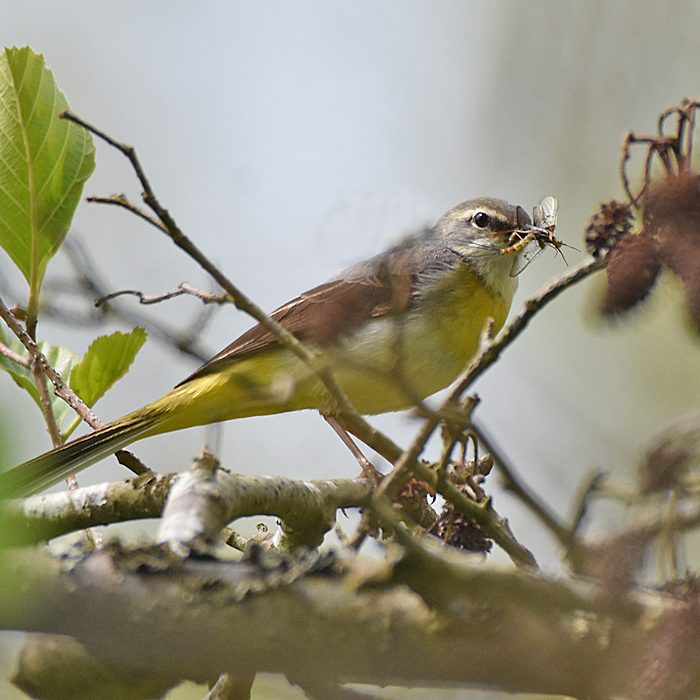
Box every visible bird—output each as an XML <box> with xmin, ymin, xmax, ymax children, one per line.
<box><xmin>0</xmin><ymin>197</ymin><xmax>555</xmax><ymax>498</ymax></box>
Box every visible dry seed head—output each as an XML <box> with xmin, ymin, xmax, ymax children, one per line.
<box><xmin>643</xmin><ymin>172</ymin><xmax>700</xmax><ymax>229</ymax></box>
<box><xmin>585</xmin><ymin>200</ymin><xmax>634</xmax><ymax>257</ymax></box>
<box><xmin>601</xmin><ymin>235</ymin><xmax>662</xmax><ymax>316</ymax></box>
<box><xmin>644</xmin><ymin>173</ymin><xmax>700</xmax><ymax>331</ymax></box>
<box><xmin>430</xmin><ymin>507</ymin><xmax>492</xmax><ymax>554</ymax></box>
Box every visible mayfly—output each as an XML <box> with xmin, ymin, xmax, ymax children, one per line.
<box><xmin>503</xmin><ymin>195</ymin><xmax>564</xmax><ymax>275</ymax></box>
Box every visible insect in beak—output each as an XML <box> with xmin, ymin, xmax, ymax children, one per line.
<box><xmin>500</xmin><ymin>196</ymin><xmax>563</xmax><ymax>256</ymax></box>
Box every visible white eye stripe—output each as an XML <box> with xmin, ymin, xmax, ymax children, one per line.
<box><xmin>466</xmin><ymin>207</ymin><xmax>498</xmax><ymax>220</ymax></box>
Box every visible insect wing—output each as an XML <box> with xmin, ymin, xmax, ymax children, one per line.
<box><xmin>510</xmin><ymin>236</ymin><xmax>545</xmax><ymax>276</ymax></box>
<box><xmin>533</xmin><ymin>195</ymin><xmax>559</xmax><ymax>231</ymax></box>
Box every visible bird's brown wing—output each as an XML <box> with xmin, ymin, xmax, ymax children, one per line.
<box><xmin>178</xmin><ymin>245</ymin><xmax>421</xmax><ymax>386</ymax></box>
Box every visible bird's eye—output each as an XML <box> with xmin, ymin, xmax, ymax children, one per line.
<box><xmin>473</xmin><ymin>211</ymin><xmax>491</xmax><ymax>228</ymax></box>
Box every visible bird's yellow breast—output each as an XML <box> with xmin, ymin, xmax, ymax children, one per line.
<box><xmin>327</xmin><ymin>261</ymin><xmax>512</xmax><ymax>413</ymax></box>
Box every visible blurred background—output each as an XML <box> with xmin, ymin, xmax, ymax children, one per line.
<box><xmin>1</xmin><ymin>1</ymin><xmax>700</xmax><ymax>698</ymax></box>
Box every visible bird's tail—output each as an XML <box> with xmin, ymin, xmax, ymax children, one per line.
<box><xmin>0</xmin><ymin>413</ymin><xmax>164</xmax><ymax>499</ymax></box>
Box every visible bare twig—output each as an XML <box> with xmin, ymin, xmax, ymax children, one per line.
<box><xmin>114</xmin><ymin>449</ymin><xmax>151</xmax><ymax>476</ymax></box>
<box><xmin>86</xmin><ymin>193</ymin><xmax>168</xmax><ymax>231</ymax></box>
<box><xmin>18</xmin><ymin>311</ymin><xmax>103</xmax><ymax>546</ymax></box>
<box><xmin>0</xmin><ymin>294</ymin><xmax>149</xmax><ymax>487</ymax></box>
<box><xmin>455</xmin><ymin>256</ymin><xmax>605</xmax><ymax>393</ymax></box>
<box><xmin>619</xmin><ymin>99</ymin><xmax>700</xmax><ymax>207</ymax></box>
<box><xmin>375</xmin><ymin>498</ymin><xmax>637</xmax><ymax>619</ymax></box>
<box><xmin>470</xmin><ymin>417</ymin><xmax>569</xmax><ymax>546</ymax></box>
<box><xmin>349</xmin><ymin>419</ymin><xmax>539</xmax><ymax>569</ymax></box>
<box><xmin>435</xmin><ymin>474</ymin><xmax>538</xmax><ymax>569</ymax></box>
<box><xmin>0</xmin><ymin>341</ymin><xmax>31</xmax><ymax>367</ymax></box>
<box><xmin>31</xmin><ymin>361</ymin><xmax>63</xmax><ymax>447</ymax></box>
<box><xmin>0</xmin><ymin>295</ymin><xmax>100</xmax><ymax>430</ymax></box>
<box><xmin>58</xmin><ymin>236</ymin><xmax>214</xmax><ymax>363</ymax></box>
<box><xmin>347</xmin><ymin>410</ymin><xmax>441</xmax><ymax>551</ymax></box>
<box><xmin>566</xmin><ymin>468</ymin><xmax>608</xmax><ymax>542</ymax></box>
<box><xmin>95</xmin><ymin>282</ymin><xmax>231</xmax><ymax>308</ymax></box>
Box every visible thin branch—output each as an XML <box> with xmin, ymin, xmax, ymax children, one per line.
<box><xmin>0</xmin><ymin>294</ymin><xmax>100</xmax><ymax>430</ymax></box>
<box><xmin>376</xmin><ymin>498</ymin><xmax>640</xmax><ymax>620</ymax></box>
<box><xmin>114</xmin><ymin>449</ymin><xmax>151</xmax><ymax>476</ymax></box>
<box><xmin>17</xmin><ymin>308</ymin><xmax>104</xmax><ymax>546</ymax></box>
<box><xmin>86</xmin><ymin>193</ymin><xmax>168</xmax><ymax>232</ymax></box>
<box><xmin>347</xmin><ymin>411</ymin><xmax>440</xmax><ymax>551</ymax></box>
<box><xmin>470</xmin><ymin>417</ymin><xmax>569</xmax><ymax>546</ymax></box>
<box><xmin>95</xmin><ymin>282</ymin><xmax>231</xmax><ymax>308</ymax></box>
<box><xmin>434</xmin><ymin>474</ymin><xmax>538</xmax><ymax>569</ymax></box>
<box><xmin>619</xmin><ymin>130</ymin><xmax>636</xmax><ymax>204</ymax></box>
<box><xmin>566</xmin><ymin>468</ymin><xmax>608</xmax><ymax>542</ymax></box>
<box><xmin>0</xmin><ymin>341</ymin><xmax>30</xmax><ymax>367</ymax></box>
<box><xmin>59</xmin><ymin>236</ymin><xmax>214</xmax><ymax>363</ymax></box>
<box><xmin>350</xmin><ymin>429</ymin><xmax>538</xmax><ymax>569</ymax></box>
<box><xmin>454</xmin><ymin>255</ymin><xmax>605</xmax><ymax>394</ymax></box>
<box><xmin>31</xmin><ymin>359</ymin><xmax>63</xmax><ymax>447</ymax></box>
<box><xmin>0</xmin><ymin>293</ymin><xmax>151</xmax><ymax>482</ymax></box>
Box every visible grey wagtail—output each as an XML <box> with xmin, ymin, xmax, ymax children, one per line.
<box><xmin>0</xmin><ymin>197</ymin><xmax>557</xmax><ymax>498</ymax></box>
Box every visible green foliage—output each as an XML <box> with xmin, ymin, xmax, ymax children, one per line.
<box><xmin>69</xmin><ymin>328</ymin><xmax>147</xmax><ymax>408</ymax></box>
<box><xmin>0</xmin><ymin>327</ymin><xmax>78</xmax><ymax>428</ymax></box>
<box><xmin>0</xmin><ymin>327</ymin><xmax>147</xmax><ymax>432</ymax></box>
<box><xmin>0</xmin><ymin>46</ymin><xmax>95</xmax><ymax>316</ymax></box>
<box><xmin>0</xmin><ymin>46</ymin><xmax>146</xmax><ymax>441</ymax></box>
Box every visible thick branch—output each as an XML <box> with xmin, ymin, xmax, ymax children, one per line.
<box><xmin>0</xmin><ymin>471</ymin><xmax>372</xmax><ymax>546</ymax></box>
<box><xmin>0</xmin><ymin>545</ymin><xmax>693</xmax><ymax>698</ymax></box>
<box><xmin>158</xmin><ymin>454</ymin><xmax>372</xmax><ymax>549</ymax></box>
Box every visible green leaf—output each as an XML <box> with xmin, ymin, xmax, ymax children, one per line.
<box><xmin>0</xmin><ymin>327</ymin><xmax>78</xmax><ymax>427</ymax></box>
<box><xmin>0</xmin><ymin>46</ymin><xmax>95</xmax><ymax>306</ymax></box>
<box><xmin>69</xmin><ymin>328</ymin><xmax>147</xmax><ymax>408</ymax></box>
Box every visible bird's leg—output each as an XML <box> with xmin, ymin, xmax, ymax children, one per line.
<box><xmin>323</xmin><ymin>414</ymin><xmax>382</xmax><ymax>481</ymax></box>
